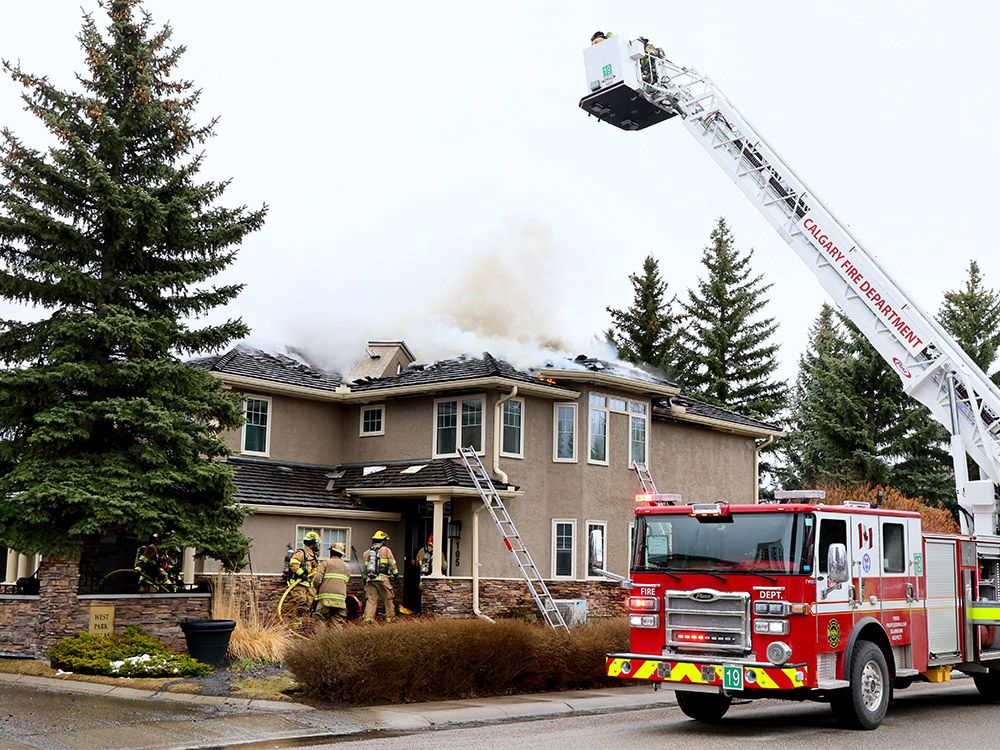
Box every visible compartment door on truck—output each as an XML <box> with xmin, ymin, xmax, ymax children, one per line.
<box><xmin>925</xmin><ymin>538</ymin><xmax>961</xmax><ymax>661</ymax></box>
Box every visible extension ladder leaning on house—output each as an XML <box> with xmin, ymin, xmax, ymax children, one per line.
<box><xmin>456</xmin><ymin>446</ymin><xmax>569</xmax><ymax>632</ymax></box>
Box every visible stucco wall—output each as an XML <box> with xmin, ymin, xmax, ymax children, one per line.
<box><xmin>221</xmin><ymin>390</ymin><xmax>342</xmax><ymax>465</ymax></box>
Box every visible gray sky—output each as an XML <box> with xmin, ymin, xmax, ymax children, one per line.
<box><xmin>2</xmin><ymin>1</ymin><xmax>999</xmax><ymax>382</ymax></box>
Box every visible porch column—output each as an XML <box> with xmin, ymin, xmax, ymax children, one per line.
<box><xmin>16</xmin><ymin>553</ymin><xmax>32</xmax><ymax>579</ymax></box>
<box><xmin>182</xmin><ymin>547</ymin><xmax>196</xmax><ymax>586</ymax></box>
<box><xmin>429</xmin><ymin>494</ymin><xmax>445</xmax><ymax>578</ymax></box>
<box><xmin>3</xmin><ymin>549</ymin><xmax>18</xmax><ymax>584</ymax></box>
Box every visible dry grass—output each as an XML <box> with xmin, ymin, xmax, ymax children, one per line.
<box><xmin>210</xmin><ymin>574</ymin><xmax>295</xmax><ymax>663</ymax></box>
<box><xmin>813</xmin><ymin>481</ymin><xmax>959</xmax><ymax>533</ymax></box>
<box><xmin>286</xmin><ymin>617</ymin><xmax>628</xmax><ymax>705</ymax></box>
<box><xmin>229</xmin><ymin>672</ymin><xmax>301</xmax><ymax>701</ymax></box>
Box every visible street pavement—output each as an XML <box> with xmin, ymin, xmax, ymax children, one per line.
<box><xmin>293</xmin><ymin>679</ymin><xmax>1000</xmax><ymax>750</ymax></box>
<box><xmin>0</xmin><ymin>673</ymin><xmax>675</xmax><ymax>750</ymax></box>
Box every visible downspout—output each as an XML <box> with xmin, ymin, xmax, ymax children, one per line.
<box><xmin>472</xmin><ymin>386</ymin><xmax>518</xmax><ymax>623</ymax></box>
<box><xmin>754</xmin><ymin>435</ymin><xmax>775</xmax><ymax>503</ymax></box>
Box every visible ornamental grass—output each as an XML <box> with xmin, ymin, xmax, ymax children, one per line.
<box><xmin>211</xmin><ymin>573</ymin><xmax>294</xmax><ymax>663</ymax></box>
<box><xmin>286</xmin><ymin>617</ymin><xmax>628</xmax><ymax>705</ymax></box>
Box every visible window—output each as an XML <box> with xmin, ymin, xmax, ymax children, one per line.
<box><xmin>629</xmin><ymin>401</ymin><xmax>648</xmax><ymax>467</ymax></box>
<box><xmin>297</xmin><ymin>525</ymin><xmax>351</xmax><ymax>560</ymax></box>
<box><xmin>242</xmin><ymin>396</ymin><xmax>271</xmax><ymax>456</ymax></box>
<box><xmin>360</xmin><ymin>405</ymin><xmax>385</xmax><ymax>436</ymax></box>
<box><xmin>552</xmin><ymin>520</ymin><xmax>576</xmax><ymax>579</ymax></box>
<box><xmin>434</xmin><ymin>396</ymin><xmax>484</xmax><ymax>456</ymax></box>
<box><xmin>817</xmin><ymin>518</ymin><xmax>847</xmax><ymax>574</ymax></box>
<box><xmin>587</xmin><ymin>521</ymin><xmax>607</xmax><ymax>578</ymax></box>
<box><xmin>608</xmin><ymin>397</ymin><xmax>627</xmax><ymax>413</ymax></box>
<box><xmin>553</xmin><ymin>403</ymin><xmax>577</xmax><ymax>462</ymax></box>
<box><xmin>883</xmin><ymin>523</ymin><xmax>905</xmax><ymax>574</ymax></box>
<box><xmin>588</xmin><ymin>394</ymin><xmax>608</xmax><ymax>464</ymax></box>
<box><xmin>501</xmin><ymin>398</ymin><xmax>524</xmax><ymax>458</ymax></box>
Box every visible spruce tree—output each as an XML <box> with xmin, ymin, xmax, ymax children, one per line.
<box><xmin>938</xmin><ymin>260</ymin><xmax>1000</xmax><ymax>383</ymax></box>
<box><xmin>0</xmin><ymin>1</ymin><xmax>264</xmax><ymax>567</ymax></box>
<box><xmin>606</xmin><ymin>255</ymin><xmax>680</xmax><ymax>376</ymax></box>
<box><xmin>778</xmin><ymin>305</ymin><xmax>856</xmax><ymax>487</ymax></box>
<box><xmin>678</xmin><ymin>218</ymin><xmax>786</xmax><ymax>421</ymax></box>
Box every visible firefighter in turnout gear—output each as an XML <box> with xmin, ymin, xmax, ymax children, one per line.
<box><xmin>286</xmin><ymin>531</ymin><xmax>321</xmax><ymax>612</ymax></box>
<box><xmin>135</xmin><ymin>544</ymin><xmax>162</xmax><ymax>593</ymax></box>
<box><xmin>313</xmin><ymin>542</ymin><xmax>350</xmax><ymax>623</ymax></box>
<box><xmin>363</xmin><ymin>530</ymin><xmax>398</xmax><ymax>622</ymax></box>
<box><xmin>415</xmin><ymin>534</ymin><xmax>446</xmax><ymax>578</ymax></box>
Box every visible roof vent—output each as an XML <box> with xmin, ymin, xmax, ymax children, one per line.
<box><xmin>277</xmin><ymin>466</ymin><xmax>293</xmax><ymax>474</ymax></box>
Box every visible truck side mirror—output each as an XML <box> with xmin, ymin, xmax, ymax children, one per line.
<box><xmin>828</xmin><ymin>543</ymin><xmax>849</xmax><ymax>583</ymax></box>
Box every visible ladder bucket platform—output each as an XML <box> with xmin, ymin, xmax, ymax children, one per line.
<box><xmin>456</xmin><ymin>446</ymin><xmax>569</xmax><ymax>632</ymax></box>
<box><xmin>579</xmin><ymin>83</ymin><xmax>674</xmax><ymax>131</ymax></box>
<box><xmin>578</xmin><ymin>36</ymin><xmax>679</xmax><ymax>131</ymax></box>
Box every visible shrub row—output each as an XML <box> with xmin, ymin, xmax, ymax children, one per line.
<box><xmin>49</xmin><ymin>625</ymin><xmax>211</xmax><ymax>677</ymax></box>
<box><xmin>286</xmin><ymin>617</ymin><xmax>628</xmax><ymax>705</ymax></box>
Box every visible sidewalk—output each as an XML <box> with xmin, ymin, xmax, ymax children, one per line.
<box><xmin>0</xmin><ymin>672</ymin><xmax>677</xmax><ymax>750</ymax></box>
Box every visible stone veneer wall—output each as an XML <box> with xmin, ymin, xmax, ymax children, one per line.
<box><xmin>420</xmin><ymin>577</ymin><xmax>628</xmax><ymax>620</ymax></box>
<box><xmin>0</xmin><ymin>556</ymin><xmax>211</xmax><ymax>658</ymax></box>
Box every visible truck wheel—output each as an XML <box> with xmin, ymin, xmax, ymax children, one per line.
<box><xmin>675</xmin><ymin>690</ymin><xmax>732</xmax><ymax>722</ymax></box>
<box><xmin>973</xmin><ymin>670</ymin><xmax>1000</xmax><ymax>701</ymax></box>
<box><xmin>829</xmin><ymin>641</ymin><xmax>890</xmax><ymax>730</ymax></box>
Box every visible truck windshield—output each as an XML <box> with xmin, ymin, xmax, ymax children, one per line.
<box><xmin>633</xmin><ymin>512</ymin><xmax>814</xmax><ymax>576</ymax></box>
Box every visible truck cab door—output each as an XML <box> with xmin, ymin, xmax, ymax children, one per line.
<box><xmin>851</xmin><ymin>514</ymin><xmax>881</xmax><ymax>624</ymax></box>
<box><xmin>816</xmin><ymin>515</ymin><xmax>852</xmax><ymax>658</ymax></box>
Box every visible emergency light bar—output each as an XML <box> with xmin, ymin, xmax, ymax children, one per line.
<box><xmin>688</xmin><ymin>503</ymin><xmax>729</xmax><ymax>517</ymax></box>
<box><xmin>635</xmin><ymin>493</ymin><xmax>682</xmax><ymax>506</ymax></box>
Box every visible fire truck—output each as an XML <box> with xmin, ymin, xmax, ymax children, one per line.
<box><xmin>579</xmin><ymin>37</ymin><xmax>1000</xmax><ymax>729</ymax></box>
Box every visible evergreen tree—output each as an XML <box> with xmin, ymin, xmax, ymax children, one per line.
<box><xmin>606</xmin><ymin>255</ymin><xmax>679</xmax><ymax>376</ymax></box>
<box><xmin>0</xmin><ymin>1</ymin><xmax>264</xmax><ymax>566</ymax></box>
<box><xmin>678</xmin><ymin>218</ymin><xmax>786</xmax><ymax>421</ymax></box>
<box><xmin>938</xmin><ymin>260</ymin><xmax>1000</xmax><ymax>384</ymax></box>
<box><xmin>780</xmin><ymin>305</ymin><xmax>952</xmax><ymax>506</ymax></box>
<box><xmin>778</xmin><ymin>305</ymin><xmax>855</xmax><ymax>486</ymax></box>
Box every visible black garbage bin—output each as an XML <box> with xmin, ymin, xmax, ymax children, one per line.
<box><xmin>180</xmin><ymin>619</ymin><xmax>236</xmax><ymax>667</ymax></box>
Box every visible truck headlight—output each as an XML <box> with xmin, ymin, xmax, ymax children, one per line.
<box><xmin>629</xmin><ymin>614</ymin><xmax>660</xmax><ymax>628</ymax></box>
<box><xmin>753</xmin><ymin>619</ymin><xmax>789</xmax><ymax>635</ymax></box>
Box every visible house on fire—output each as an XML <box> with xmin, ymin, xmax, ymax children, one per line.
<box><xmin>187</xmin><ymin>341</ymin><xmax>783</xmax><ymax>618</ymax></box>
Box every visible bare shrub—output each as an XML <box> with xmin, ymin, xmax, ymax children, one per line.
<box><xmin>286</xmin><ymin>617</ymin><xmax>628</xmax><ymax>705</ymax></box>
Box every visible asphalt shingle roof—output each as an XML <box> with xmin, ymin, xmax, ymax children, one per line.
<box><xmin>543</xmin><ymin>355</ymin><xmax>678</xmax><ymax>389</ymax></box>
<box><xmin>229</xmin><ymin>456</ymin><xmax>372</xmax><ymax>510</ymax></box>
<box><xmin>654</xmin><ymin>394</ymin><xmax>782</xmax><ymax>434</ymax></box>
<box><xmin>351</xmin><ymin>352</ymin><xmax>545</xmax><ymax>392</ymax></box>
<box><xmin>189</xmin><ymin>347</ymin><xmax>342</xmax><ymax>392</ymax></box>
<box><xmin>229</xmin><ymin>456</ymin><xmax>516</xmax><ymax>509</ymax></box>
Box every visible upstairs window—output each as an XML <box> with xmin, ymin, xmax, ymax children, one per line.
<box><xmin>553</xmin><ymin>403</ymin><xmax>577</xmax><ymax>462</ymax></box>
<box><xmin>501</xmin><ymin>398</ymin><xmax>524</xmax><ymax>458</ymax></box>
<box><xmin>434</xmin><ymin>396</ymin><xmax>484</xmax><ymax>456</ymax></box>
<box><xmin>588</xmin><ymin>394</ymin><xmax>608</xmax><ymax>464</ymax></box>
<box><xmin>629</xmin><ymin>401</ymin><xmax>648</xmax><ymax>467</ymax></box>
<box><xmin>360</xmin><ymin>405</ymin><xmax>385</xmax><ymax>437</ymax></box>
<box><xmin>242</xmin><ymin>396</ymin><xmax>271</xmax><ymax>456</ymax></box>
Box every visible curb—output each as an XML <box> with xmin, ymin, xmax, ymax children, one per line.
<box><xmin>0</xmin><ymin>670</ymin><xmax>313</xmax><ymax>712</ymax></box>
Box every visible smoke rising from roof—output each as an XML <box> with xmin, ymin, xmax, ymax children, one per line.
<box><xmin>250</xmin><ymin>218</ymin><xmax>616</xmax><ymax>377</ymax></box>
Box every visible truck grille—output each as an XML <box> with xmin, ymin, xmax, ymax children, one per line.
<box><xmin>664</xmin><ymin>589</ymin><xmax>751</xmax><ymax>654</ymax></box>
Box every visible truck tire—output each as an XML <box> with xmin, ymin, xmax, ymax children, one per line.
<box><xmin>829</xmin><ymin>641</ymin><xmax>890</xmax><ymax>730</ymax></box>
<box><xmin>973</xmin><ymin>670</ymin><xmax>1000</xmax><ymax>702</ymax></box>
<box><xmin>675</xmin><ymin>690</ymin><xmax>732</xmax><ymax>722</ymax></box>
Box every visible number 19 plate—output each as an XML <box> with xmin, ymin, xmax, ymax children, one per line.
<box><xmin>723</xmin><ymin>665</ymin><xmax>744</xmax><ymax>691</ymax></box>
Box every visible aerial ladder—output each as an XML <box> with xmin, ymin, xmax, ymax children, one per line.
<box><xmin>580</xmin><ymin>37</ymin><xmax>1000</xmax><ymax>538</ymax></box>
<box><xmin>457</xmin><ymin>447</ymin><xmax>569</xmax><ymax>631</ymax></box>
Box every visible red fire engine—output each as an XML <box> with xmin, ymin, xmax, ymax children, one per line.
<box><xmin>580</xmin><ymin>37</ymin><xmax>1000</xmax><ymax>729</ymax></box>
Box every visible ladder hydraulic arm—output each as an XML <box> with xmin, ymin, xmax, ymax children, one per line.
<box><xmin>580</xmin><ymin>36</ymin><xmax>1000</xmax><ymax>536</ymax></box>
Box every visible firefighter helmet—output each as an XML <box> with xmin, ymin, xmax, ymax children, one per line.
<box><xmin>372</xmin><ymin>530</ymin><xmax>389</xmax><ymax>541</ymax></box>
<box><xmin>330</xmin><ymin>542</ymin><xmax>346</xmax><ymax>557</ymax></box>
<box><xmin>303</xmin><ymin>531</ymin><xmax>322</xmax><ymax>546</ymax></box>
